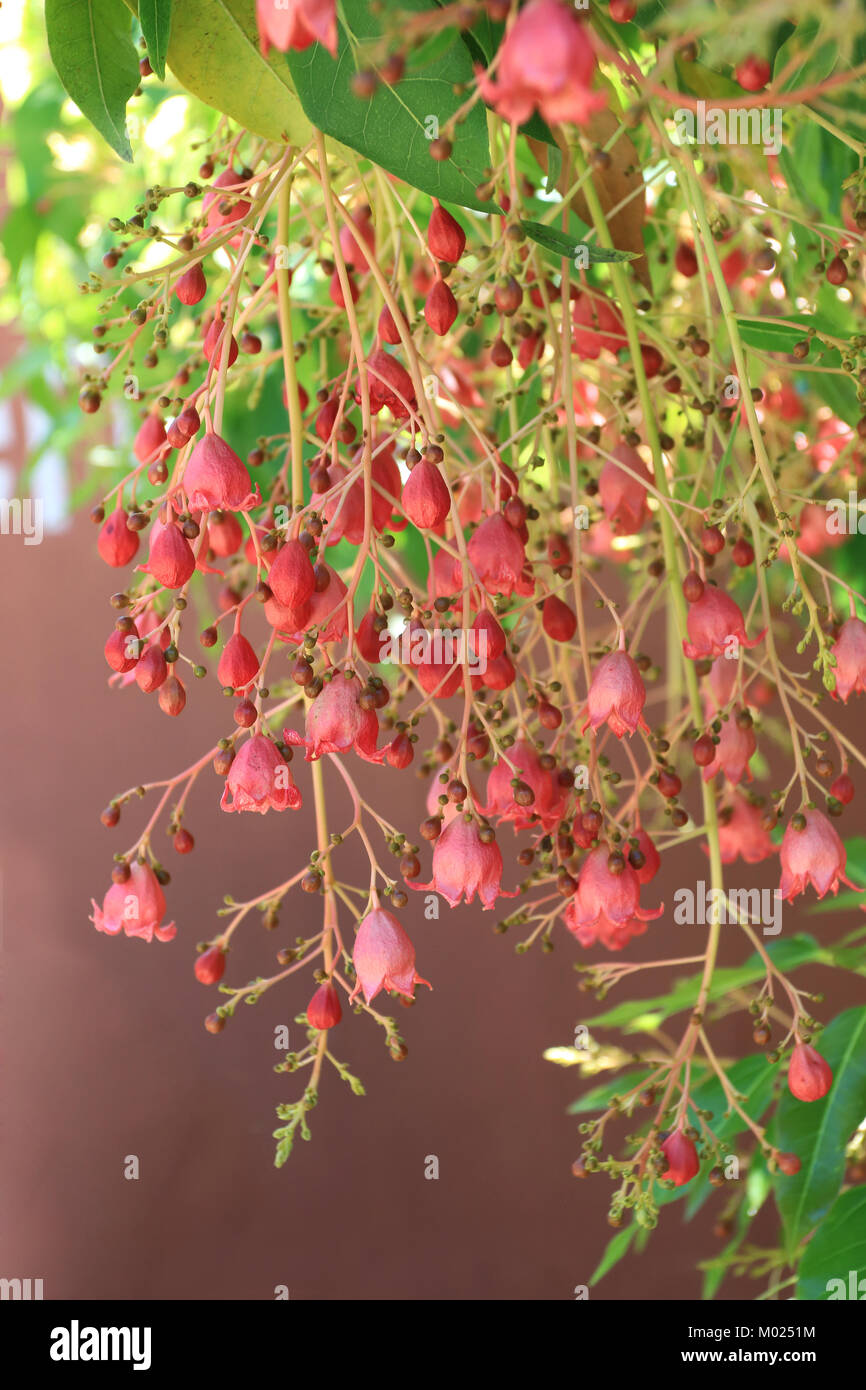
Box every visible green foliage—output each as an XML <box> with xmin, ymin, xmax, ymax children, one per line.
<box><xmin>273</xmin><ymin>1095</ymin><xmax>314</xmax><ymax>1168</ymax></box>
<box><xmin>139</xmin><ymin>0</ymin><xmax>173</xmax><ymax>80</ymax></box>
<box><xmin>587</xmin><ymin>936</ymin><xmax>830</xmax><ymax>1032</ymax></box>
<box><xmin>590</xmin><ymin>1223</ymin><xmax>637</xmax><ymax>1284</ymax></box>
<box><xmin>797</xmin><ymin>1187</ymin><xmax>866</xmax><ymax>1299</ymax></box>
<box><xmin>45</xmin><ymin>0</ymin><xmax>140</xmax><ymax>161</ymax></box>
<box><xmin>772</xmin><ymin>1007</ymin><xmax>866</xmax><ymax>1257</ymax></box>
<box><xmin>123</xmin><ymin>0</ymin><xmax>312</xmax><ymax>144</ymax></box>
<box><xmin>519</xmin><ymin>219</ymin><xmax>637</xmax><ymax>265</ymax></box>
<box><xmin>287</xmin><ymin>0</ymin><xmax>495</xmax><ymax>211</ymax></box>
<box><xmin>773</xmin><ymin>17</ymin><xmax>838</xmax><ymax>91</ymax></box>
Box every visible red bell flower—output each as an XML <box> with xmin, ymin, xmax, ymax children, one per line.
<box><xmin>183</xmin><ymin>432</ymin><xmax>259</xmax><ymax>512</ymax></box>
<box><xmin>563</xmin><ymin>899</ymin><xmax>648</xmax><ymax>951</ymax></box>
<box><xmin>349</xmin><ymin>907</ymin><xmax>431</xmax><ymax>1005</ymax></box>
<box><xmin>91</xmin><ymin>860</ymin><xmax>176</xmax><ymax>944</ymax></box>
<box><xmin>572</xmin><ymin>289</ymin><xmax>627</xmax><ymax>359</ymax></box>
<box><xmin>427</xmin><ymin>201</ymin><xmax>466</xmax><ymax>263</ymax></box>
<box><xmin>583</xmin><ymin>635</ymin><xmax>648</xmax><ymax>738</ymax></box>
<box><xmin>713</xmin><ymin>795</ymin><xmax>777</xmax><ymax>865</ymax></box>
<box><xmin>256</xmin><ymin>0</ymin><xmax>337</xmax><ymax>58</ymax></box>
<box><xmin>412</xmin><ymin>815</ymin><xmax>509</xmax><ymax>910</ymax></box>
<box><xmin>779</xmin><ymin>809</ymin><xmax>859</xmax><ymax>901</ymax></box>
<box><xmin>468</xmin><ymin>512</ymin><xmax>526</xmax><ymax>597</ymax></box>
<box><xmin>195</xmin><ymin>946</ymin><xmax>226</xmax><ymax>985</ymax></box>
<box><xmin>267</xmin><ymin>537</ymin><xmax>317</xmax><ymax>611</ymax></box>
<box><xmin>701</xmin><ymin>710</ymin><xmax>756</xmax><ymax>785</ymax></box>
<box><xmin>683</xmin><ymin>586</ymin><xmax>765</xmax><ymax>660</ymax></box>
<box><xmin>568</xmin><ymin>845</ymin><xmax>663</xmax><ymax>932</ymax></box>
<box><xmin>484</xmin><ymin>740</ymin><xmax>567</xmax><ymax>832</ymax></box>
<box><xmin>138</xmin><ymin>517</ymin><xmax>196</xmax><ymax>590</ymax></box>
<box><xmin>133</xmin><ymin>413</ymin><xmax>167</xmax><ymax>464</ymax></box>
<box><xmin>476</xmin><ymin>0</ymin><xmax>605</xmax><ymax>128</ymax></box>
<box><xmin>598</xmin><ymin>445</ymin><xmax>653</xmax><ymax>535</ymax></box>
<box><xmin>284</xmin><ymin>671</ymin><xmax>386</xmax><ymax>763</ymax></box>
<box><xmin>363</xmin><ymin>349</ymin><xmax>417</xmax><ymax>419</ymax></box>
<box><xmin>830</xmin><ymin>617</ymin><xmax>866</xmax><ymax>702</ymax></box>
<box><xmin>221</xmin><ymin>736</ymin><xmax>301</xmax><ymax>814</ymax></box>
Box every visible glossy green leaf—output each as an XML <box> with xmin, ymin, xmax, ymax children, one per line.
<box><xmin>567</xmin><ymin>1069</ymin><xmax>654</xmax><ymax>1115</ymax></box>
<box><xmin>674</xmin><ymin>55</ymin><xmax>741</xmax><ymax>100</ymax></box>
<box><xmin>590</xmin><ymin>1224</ymin><xmax>636</xmax><ymax>1284</ymax></box>
<box><xmin>736</xmin><ymin>310</ymin><xmax>849</xmax><ymax>355</ymax></box>
<box><xmin>287</xmin><ymin>0</ymin><xmax>494</xmax><ymax>212</ymax></box>
<box><xmin>773</xmin><ymin>18</ymin><xmax>838</xmax><ymax>92</ymax></box>
<box><xmin>45</xmin><ymin>0</ymin><xmax>140</xmax><ymax>161</ymax></box>
<box><xmin>689</xmin><ymin>1054</ymin><xmax>779</xmax><ymax>1143</ymax></box>
<box><xmin>519</xmin><ymin>219</ymin><xmax>637</xmax><ymax>264</ymax></box>
<box><xmin>708</xmin><ymin>418</ymin><xmax>739</xmax><ymax>505</ymax></box>
<box><xmin>139</xmin><ymin>0</ymin><xmax>172</xmax><ymax>80</ymax></box>
<box><xmin>773</xmin><ymin>1006</ymin><xmax>866</xmax><ymax>1257</ymax></box>
<box><xmin>123</xmin><ymin>0</ymin><xmax>311</xmax><ymax>143</ymax></box>
<box><xmin>797</xmin><ymin>1186</ymin><xmax>866</xmax><ymax>1299</ymax></box>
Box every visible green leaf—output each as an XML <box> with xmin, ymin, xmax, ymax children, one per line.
<box><xmin>45</xmin><ymin>0</ymin><xmax>140</xmax><ymax>162</ymax></box>
<box><xmin>122</xmin><ymin>0</ymin><xmax>311</xmax><ymax>144</ymax></box>
<box><xmin>588</xmin><ymin>935</ymin><xmax>829</xmax><ymax>1032</ymax></box>
<box><xmin>736</xmin><ymin>311</ymin><xmax>848</xmax><ymax>355</ymax></box>
<box><xmin>287</xmin><ymin>0</ymin><xmax>494</xmax><ymax>212</ymax></box>
<box><xmin>519</xmin><ymin>219</ymin><xmax>637</xmax><ymax>265</ymax></box>
<box><xmin>773</xmin><ymin>18</ymin><xmax>838</xmax><ymax>92</ymax></box>
<box><xmin>797</xmin><ymin>1187</ymin><xmax>866</xmax><ymax>1299</ymax></box>
<box><xmin>808</xmin><ymin>359</ymin><xmax>861</xmax><ymax>427</ymax></box>
<box><xmin>656</xmin><ymin>1060</ymin><xmax>778</xmax><ymax>1221</ymax></box>
<box><xmin>773</xmin><ymin>1006</ymin><xmax>866</xmax><ymax>1257</ymax></box>
<box><xmin>566</xmin><ymin>1068</ymin><xmax>654</xmax><ymax>1114</ymax></box>
<box><xmin>590</xmin><ymin>1224</ymin><xmax>636</xmax><ymax>1284</ymax></box>
<box><xmin>139</xmin><ymin>0</ymin><xmax>172</xmax><ymax>80</ymax></box>
<box><xmin>700</xmin><ymin>1159</ymin><xmax>771</xmax><ymax>1299</ymax></box>
<box><xmin>709</xmin><ymin>418</ymin><xmax>739</xmax><ymax>505</ymax></box>
<box><xmin>689</xmin><ymin>1054</ymin><xmax>779</xmax><ymax>1144</ymax></box>
<box><xmin>674</xmin><ymin>55</ymin><xmax>742</xmax><ymax>100</ymax></box>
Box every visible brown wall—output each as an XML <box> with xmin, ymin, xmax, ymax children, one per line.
<box><xmin>1</xmin><ymin>490</ymin><xmax>864</xmax><ymax>1301</ymax></box>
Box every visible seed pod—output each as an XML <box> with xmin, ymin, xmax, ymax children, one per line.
<box><xmin>788</xmin><ymin>1043</ymin><xmax>833</xmax><ymax>1101</ymax></box>
<box><xmin>195</xmin><ymin>945</ymin><xmax>226</xmax><ymax>985</ymax></box>
<box><xmin>542</xmin><ymin>594</ymin><xmax>577</xmax><ymax>642</ymax></box>
<box><xmin>175</xmin><ymin>263</ymin><xmax>207</xmax><ymax>305</ymax></box>
<box><xmin>495</xmin><ymin>275</ymin><xmax>522</xmax><ymax>316</ymax></box>
<box><xmin>401</xmin><ymin>457</ymin><xmax>451</xmax><ymax>528</ymax></box>
<box><xmin>158</xmin><ymin>675</ymin><xmax>186</xmax><ymax>717</ymax></box>
<box><xmin>307</xmin><ymin>982</ymin><xmax>342</xmax><ymax>1030</ymax></box>
<box><xmin>427</xmin><ymin>201</ymin><xmax>466</xmax><ymax>263</ymax></box>
<box><xmin>386</xmin><ymin>731</ymin><xmax>414</xmax><ymax>769</ymax></box>
<box><xmin>135</xmin><ymin>644</ymin><xmax>168</xmax><ymax>693</ymax></box>
<box><xmin>97</xmin><ymin>506</ymin><xmax>140</xmax><ymax>568</ymax></box>
<box><xmin>424</xmin><ymin>278</ymin><xmax>458</xmax><ymax>336</ymax></box>
<box><xmin>682</xmin><ymin>570</ymin><xmax>704</xmax><ymax>603</ymax></box>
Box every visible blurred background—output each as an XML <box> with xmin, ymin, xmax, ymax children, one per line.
<box><xmin>1</xmin><ymin>1</ymin><xmax>864</xmax><ymax>1301</ymax></box>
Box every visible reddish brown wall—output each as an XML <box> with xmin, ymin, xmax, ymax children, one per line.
<box><xmin>1</xmin><ymin>494</ymin><xmax>863</xmax><ymax>1301</ymax></box>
